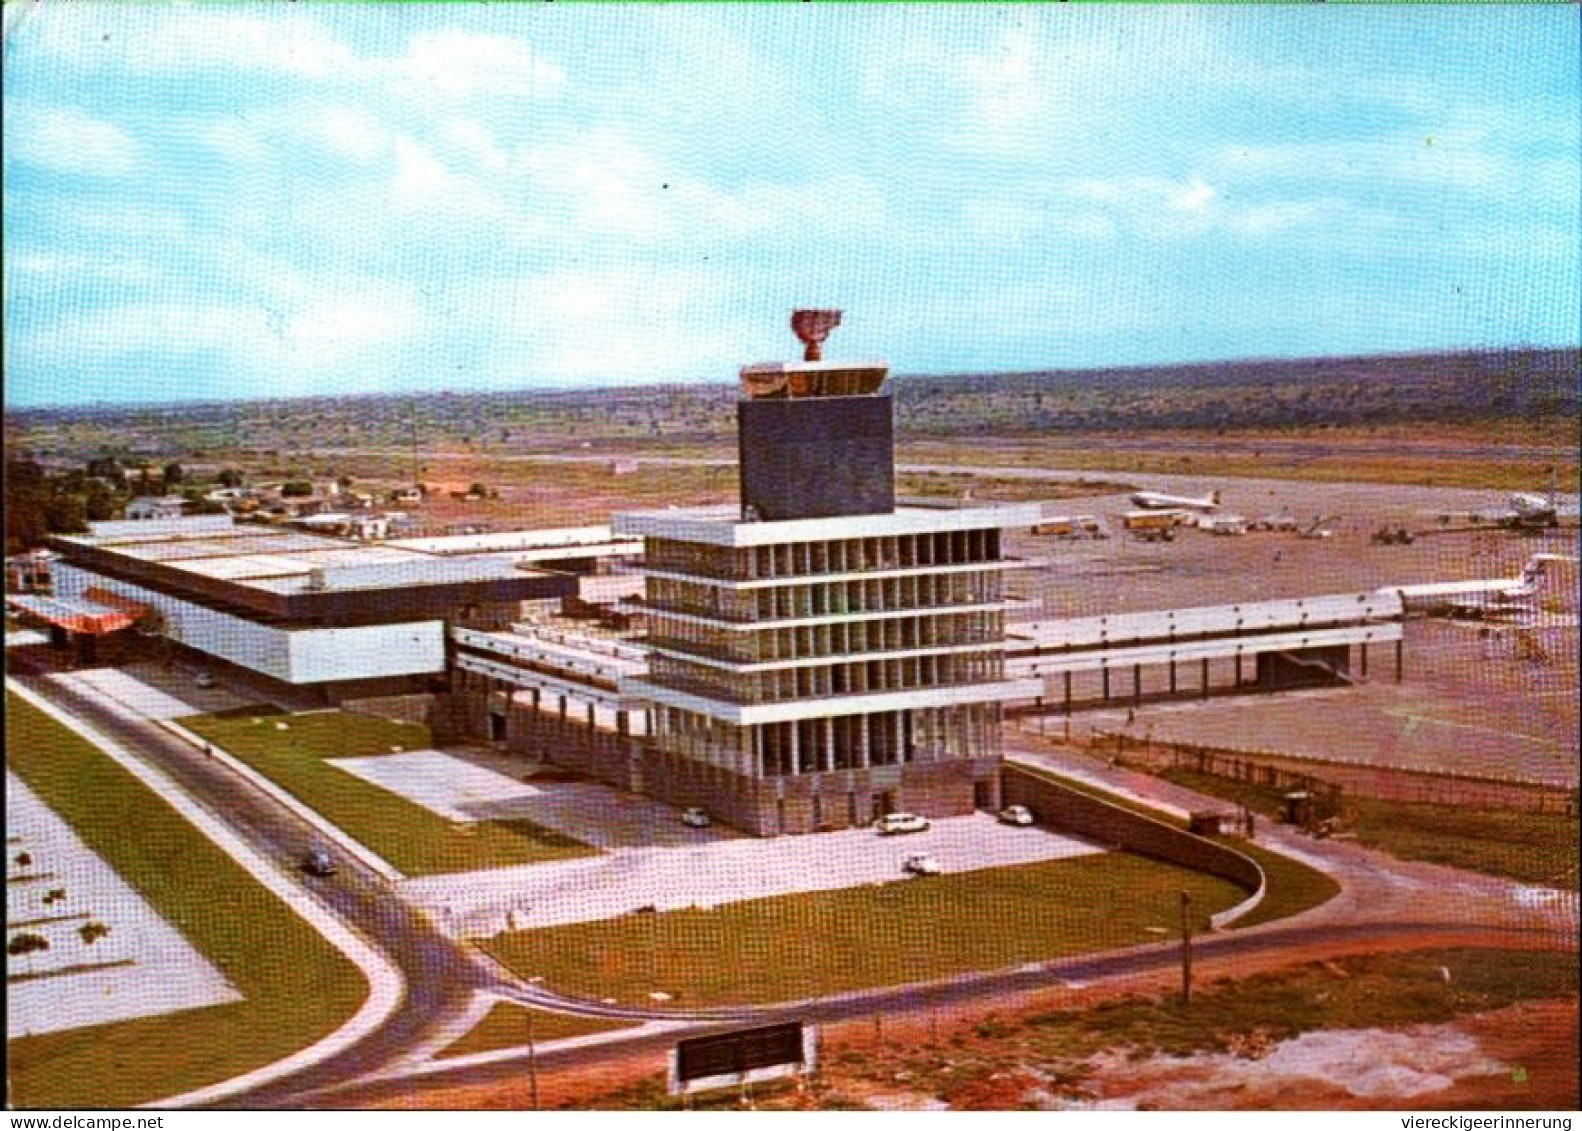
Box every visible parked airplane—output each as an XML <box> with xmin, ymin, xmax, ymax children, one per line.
<box><xmin>1130</xmin><ymin>489</ymin><xmax>1220</xmax><ymax>512</ymax></box>
<box><xmin>1390</xmin><ymin>554</ymin><xmax>1574</xmax><ymax>620</ymax></box>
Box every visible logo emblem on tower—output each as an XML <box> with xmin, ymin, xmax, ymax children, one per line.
<box><xmin>790</xmin><ymin>309</ymin><xmax>842</xmax><ymax>362</ymax></box>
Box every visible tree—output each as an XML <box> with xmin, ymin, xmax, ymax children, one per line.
<box><xmin>162</xmin><ymin>461</ymin><xmax>184</xmax><ymax>487</ymax></box>
<box><xmin>217</xmin><ymin>467</ymin><xmax>245</xmax><ymax>488</ymax></box>
<box><xmin>281</xmin><ymin>480</ymin><xmax>313</xmax><ymax>498</ymax></box>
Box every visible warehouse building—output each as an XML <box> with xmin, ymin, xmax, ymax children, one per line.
<box><xmin>39</xmin><ymin>516</ymin><xmax>635</xmax><ymax>704</ymax></box>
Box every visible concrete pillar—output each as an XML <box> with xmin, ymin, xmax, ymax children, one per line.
<box><xmin>1169</xmin><ymin>660</ymin><xmax>1177</xmax><ymax>694</ymax></box>
<box><xmin>894</xmin><ymin>712</ymin><xmax>905</xmax><ymax>763</ymax></box>
<box><xmin>823</xmin><ymin>716</ymin><xmax>835</xmax><ymax>772</ymax></box>
<box><xmin>1200</xmin><ymin>658</ymin><xmax>1210</xmax><ymax>699</ymax></box>
<box><xmin>789</xmin><ymin>719</ymin><xmax>801</xmax><ymax>775</ymax></box>
<box><xmin>1360</xmin><ymin>642</ymin><xmax>1368</xmax><ymax>679</ymax></box>
<box><xmin>751</xmin><ymin>726</ymin><xmax>764</xmax><ymax>778</ymax></box>
<box><xmin>558</xmin><ymin>694</ymin><xmax>567</xmax><ymax>720</ymax></box>
<box><xmin>1235</xmin><ymin>652</ymin><xmax>1243</xmax><ymax>687</ymax></box>
<box><xmin>586</xmin><ymin>701</ymin><xmax>595</xmax><ymax>728</ymax></box>
<box><xmin>858</xmin><ymin>714</ymin><xmax>871</xmax><ymax>768</ymax></box>
<box><xmin>1101</xmin><ymin>665</ymin><xmax>1111</xmax><ymax>701</ymax></box>
<box><xmin>1132</xmin><ymin>664</ymin><xmax>1142</xmax><ymax>705</ymax></box>
<box><xmin>1063</xmin><ymin>670</ymin><xmax>1073</xmax><ymax>714</ymax></box>
<box><xmin>1395</xmin><ymin>639</ymin><xmax>1404</xmax><ymax>683</ymax></box>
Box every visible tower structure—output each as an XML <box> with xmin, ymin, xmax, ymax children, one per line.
<box><xmin>613</xmin><ymin>313</ymin><xmax>1040</xmax><ymax>834</ymax></box>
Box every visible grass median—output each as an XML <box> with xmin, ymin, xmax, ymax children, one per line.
<box><xmin>179</xmin><ymin>711</ymin><xmax>597</xmax><ymax>877</ymax></box>
<box><xmin>6</xmin><ymin>691</ymin><xmax>367</xmax><ymax>1109</ymax></box>
<box><xmin>436</xmin><ymin>1004</ymin><xmax>635</xmax><ymax>1060</ymax></box>
<box><xmin>484</xmin><ymin>853</ymin><xmax>1245</xmax><ymax>1009</ymax></box>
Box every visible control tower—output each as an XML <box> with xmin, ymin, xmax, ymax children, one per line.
<box><xmin>613</xmin><ymin>312</ymin><xmax>1040</xmax><ymax>835</ymax></box>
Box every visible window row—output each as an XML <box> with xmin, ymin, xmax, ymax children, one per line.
<box><xmin>653</xmin><ymin>703</ymin><xmax>1002</xmax><ymax>776</ymax></box>
<box><xmin>645</xmin><ymin>529</ymin><xmax>1003</xmax><ymax>582</ymax></box>
<box><xmin>649</xmin><ymin>649</ymin><xmax>1005</xmax><ymax>704</ymax></box>
<box><xmin>647</xmin><ymin>569</ymin><xmax>1004</xmax><ymax>623</ymax></box>
<box><xmin>649</xmin><ymin>610</ymin><xmax>1005</xmax><ymax>665</ymax></box>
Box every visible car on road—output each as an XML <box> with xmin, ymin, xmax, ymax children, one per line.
<box><xmin>680</xmin><ymin>807</ymin><xmax>711</xmax><ymax>828</ymax></box>
<box><xmin>902</xmin><ymin>853</ymin><xmax>942</xmax><ymax>876</ymax></box>
<box><xmin>301</xmin><ymin>848</ymin><xmax>337</xmax><ymax>877</ymax></box>
<box><xmin>998</xmin><ymin>804</ymin><xmax>1035</xmax><ymax>827</ymax></box>
<box><xmin>194</xmin><ymin>672</ymin><xmax>216</xmax><ymax>688</ymax></box>
<box><xmin>874</xmin><ymin>812</ymin><xmax>929</xmax><ymax>835</ymax></box>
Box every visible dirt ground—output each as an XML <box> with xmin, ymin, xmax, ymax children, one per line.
<box><xmin>367</xmin><ymin>934</ymin><xmax>1578</xmax><ymax>1111</ymax></box>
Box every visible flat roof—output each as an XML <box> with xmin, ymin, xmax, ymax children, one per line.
<box><xmin>613</xmin><ymin>503</ymin><xmax>1044</xmax><ymax>547</ymax></box>
<box><xmin>52</xmin><ymin>521</ymin><xmax>560</xmax><ymax>596</ymax></box>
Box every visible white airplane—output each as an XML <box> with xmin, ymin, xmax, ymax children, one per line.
<box><xmin>1390</xmin><ymin>554</ymin><xmax>1574</xmax><ymax>620</ymax></box>
<box><xmin>1130</xmin><ymin>489</ymin><xmax>1220</xmax><ymax>512</ymax></box>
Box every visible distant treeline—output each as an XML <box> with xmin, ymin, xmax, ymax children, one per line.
<box><xmin>8</xmin><ymin>347</ymin><xmax>1576</xmax><ymax>459</ymax></box>
<box><xmin>895</xmin><ymin>347</ymin><xmax>1579</xmax><ymax>437</ymax></box>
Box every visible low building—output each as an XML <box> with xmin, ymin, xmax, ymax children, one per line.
<box><xmin>125</xmin><ymin>496</ymin><xmax>188</xmax><ymax>521</ymax></box>
<box><xmin>45</xmin><ymin>516</ymin><xmax>585</xmax><ymax>703</ymax></box>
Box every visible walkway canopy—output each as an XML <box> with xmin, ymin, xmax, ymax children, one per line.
<box><xmin>6</xmin><ymin>594</ymin><xmax>136</xmax><ymax>635</ymax></box>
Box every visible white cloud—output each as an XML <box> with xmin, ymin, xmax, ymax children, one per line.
<box><xmin>317</xmin><ymin>105</ymin><xmax>388</xmax><ymax>164</ymax></box>
<box><xmin>8</xmin><ymin>106</ymin><xmax>139</xmax><ymax>177</ymax></box>
<box><xmin>390</xmin><ymin>30</ymin><xmax>565</xmax><ymax>100</ymax></box>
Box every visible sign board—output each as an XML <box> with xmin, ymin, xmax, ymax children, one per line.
<box><xmin>668</xmin><ymin>1021</ymin><xmax>816</xmax><ymax>1096</ymax></box>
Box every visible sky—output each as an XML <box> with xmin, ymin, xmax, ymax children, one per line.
<box><xmin>3</xmin><ymin>3</ymin><xmax>1578</xmax><ymax>408</ymax></box>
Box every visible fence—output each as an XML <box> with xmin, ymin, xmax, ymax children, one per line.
<box><xmin>1076</xmin><ymin>731</ymin><xmax>1576</xmax><ymax>815</ymax></box>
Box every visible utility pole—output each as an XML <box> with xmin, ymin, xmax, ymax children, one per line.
<box><xmin>1179</xmin><ymin>889</ymin><xmax>1193</xmax><ymax>1006</ymax></box>
<box><xmin>527</xmin><ymin>1010</ymin><xmax>539</xmax><ymax>1110</ymax></box>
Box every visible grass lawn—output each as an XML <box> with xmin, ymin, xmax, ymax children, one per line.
<box><xmin>484</xmin><ymin>854</ymin><xmax>1245</xmax><ymax>1009</ymax></box>
<box><xmin>1011</xmin><ymin>765</ymin><xmax>1341</xmax><ymax>928</ymax></box>
<box><xmin>1214</xmin><ymin>838</ymin><xmax>1341</xmax><ymax>929</ymax></box>
<box><xmin>436</xmin><ymin>1004</ymin><xmax>635</xmax><ymax>1060</ymax></box>
<box><xmin>6</xmin><ymin>692</ymin><xmax>367</xmax><ymax>1109</ymax></box>
<box><xmin>180</xmin><ymin>711</ymin><xmax>598</xmax><ymax>877</ymax></box>
<box><xmin>1160</xmin><ymin>768</ymin><xmax>1580</xmax><ymax>887</ymax></box>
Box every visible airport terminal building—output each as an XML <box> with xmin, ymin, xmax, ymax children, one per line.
<box><xmin>611</xmin><ymin>349</ymin><xmax>1040</xmax><ymax>833</ymax></box>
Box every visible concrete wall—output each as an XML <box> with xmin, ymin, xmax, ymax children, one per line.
<box><xmin>1000</xmin><ymin>763</ymin><xmax>1264</xmax><ymax>926</ymax></box>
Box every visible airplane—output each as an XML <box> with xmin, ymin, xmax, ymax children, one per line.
<box><xmin>1429</xmin><ymin>472</ymin><xmax>1574</xmax><ymax>532</ymax></box>
<box><xmin>1389</xmin><ymin>553</ymin><xmax>1574</xmax><ymax>620</ymax></box>
<box><xmin>1129</xmin><ymin>489</ymin><xmax>1220</xmax><ymax>512</ymax></box>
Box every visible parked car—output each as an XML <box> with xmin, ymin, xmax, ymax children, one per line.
<box><xmin>902</xmin><ymin>853</ymin><xmax>942</xmax><ymax>877</ymax></box>
<box><xmin>680</xmin><ymin>807</ymin><xmax>711</xmax><ymax>828</ymax></box>
<box><xmin>874</xmin><ymin>812</ymin><xmax>930</xmax><ymax>836</ymax></box>
<box><xmin>998</xmin><ymin>804</ymin><xmax>1035</xmax><ymax>827</ymax></box>
<box><xmin>300</xmin><ymin>848</ymin><xmax>337</xmax><ymax>877</ymax></box>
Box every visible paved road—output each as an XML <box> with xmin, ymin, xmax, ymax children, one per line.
<box><xmin>7</xmin><ymin>654</ymin><xmax>499</xmax><ymax>1107</ymax></box>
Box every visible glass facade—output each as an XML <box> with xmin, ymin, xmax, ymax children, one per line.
<box><xmin>643</xmin><ymin>523</ymin><xmax>1014</xmax><ymax>779</ymax></box>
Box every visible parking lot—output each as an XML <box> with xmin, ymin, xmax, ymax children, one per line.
<box><xmin>401</xmin><ymin>810</ymin><xmax>1106</xmax><ymax>937</ymax></box>
<box><xmin>6</xmin><ymin>772</ymin><xmax>240</xmax><ymax>1037</ymax></box>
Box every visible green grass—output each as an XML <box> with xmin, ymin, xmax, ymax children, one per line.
<box><xmin>180</xmin><ymin>711</ymin><xmax>598</xmax><ymax>876</ymax></box>
<box><xmin>435</xmin><ymin>1003</ymin><xmax>635</xmax><ymax>1060</ymax></box>
<box><xmin>5</xmin><ymin>692</ymin><xmax>367</xmax><ymax>1109</ymax></box>
<box><xmin>1160</xmin><ymin>768</ymin><xmax>1580</xmax><ymax>887</ymax></box>
<box><xmin>1214</xmin><ymin>838</ymin><xmax>1341</xmax><ymax>929</ymax></box>
<box><xmin>484</xmin><ymin>854</ymin><xmax>1245</xmax><ymax>1008</ymax></box>
<box><xmin>1011</xmin><ymin>766</ymin><xmax>1340</xmax><ymax>928</ymax></box>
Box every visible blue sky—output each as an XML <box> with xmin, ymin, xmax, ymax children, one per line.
<box><xmin>4</xmin><ymin>3</ymin><xmax>1577</xmax><ymax>408</ymax></box>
